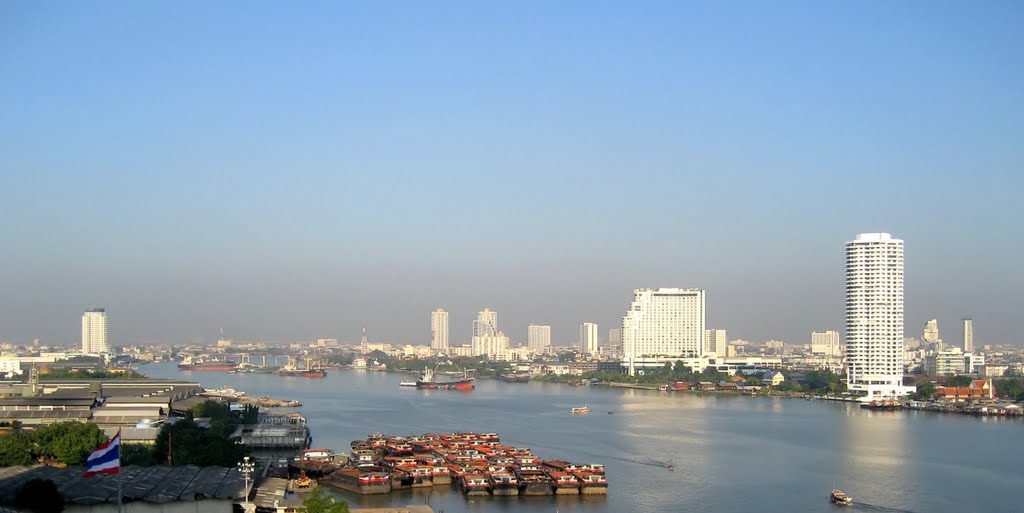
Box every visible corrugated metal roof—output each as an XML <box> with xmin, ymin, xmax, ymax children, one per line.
<box><xmin>0</xmin><ymin>465</ymin><xmax>245</xmax><ymax>506</ymax></box>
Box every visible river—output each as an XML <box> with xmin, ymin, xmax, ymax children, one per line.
<box><xmin>142</xmin><ymin>362</ymin><xmax>1021</xmax><ymax>513</ymax></box>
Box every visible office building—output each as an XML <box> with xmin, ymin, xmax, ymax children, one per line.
<box><xmin>622</xmin><ymin>288</ymin><xmax>706</xmax><ymax>375</ymax></box>
<box><xmin>845</xmin><ymin>233</ymin><xmax>913</xmax><ymax>398</ymax></box>
<box><xmin>580</xmin><ymin>322</ymin><xmax>599</xmax><ymax>355</ymax></box>
<box><xmin>473</xmin><ymin>308</ymin><xmax>498</xmax><ymax>337</ymax></box>
<box><xmin>82</xmin><ymin>308</ymin><xmax>110</xmax><ymax>354</ymax></box>
<box><xmin>962</xmin><ymin>318</ymin><xmax>974</xmax><ymax>353</ymax></box>
<box><xmin>528</xmin><ymin>324</ymin><xmax>551</xmax><ymax>352</ymax></box>
<box><xmin>705</xmin><ymin>329</ymin><xmax>727</xmax><ymax>358</ymax></box>
<box><xmin>811</xmin><ymin>330</ymin><xmax>840</xmax><ymax>357</ymax></box>
<box><xmin>431</xmin><ymin>308</ymin><xmax>449</xmax><ymax>351</ymax></box>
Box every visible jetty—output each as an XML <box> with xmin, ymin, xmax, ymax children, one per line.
<box><xmin>321</xmin><ymin>431</ymin><xmax>607</xmax><ymax>497</ymax></box>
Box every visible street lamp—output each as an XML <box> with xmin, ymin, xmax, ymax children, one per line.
<box><xmin>239</xmin><ymin>456</ymin><xmax>255</xmax><ymax>507</ymax></box>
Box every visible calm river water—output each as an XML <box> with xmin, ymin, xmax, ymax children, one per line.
<box><xmin>143</xmin><ymin>362</ymin><xmax>1021</xmax><ymax>513</ymax></box>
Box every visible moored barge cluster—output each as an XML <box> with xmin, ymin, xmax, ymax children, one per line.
<box><xmin>324</xmin><ymin>432</ymin><xmax>607</xmax><ymax>497</ymax></box>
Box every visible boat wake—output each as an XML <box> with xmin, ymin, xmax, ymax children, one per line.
<box><xmin>851</xmin><ymin>502</ymin><xmax>918</xmax><ymax>513</ymax></box>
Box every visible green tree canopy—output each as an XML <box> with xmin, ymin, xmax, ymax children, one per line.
<box><xmin>32</xmin><ymin>422</ymin><xmax>108</xmax><ymax>465</ymax></box>
<box><xmin>0</xmin><ymin>432</ymin><xmax>34</xmax><ymax>466</ymax></box>
<box><xmin>301</xmin><ymin>487</ymin><xmax>349</xmax><ymax>513</ymax></box>
<box><xmin>945</xmin><ymin>375</ymin><xmax>973</xmax><ymax>387</ymax></box>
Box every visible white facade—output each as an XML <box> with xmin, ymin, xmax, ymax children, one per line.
<box><xmin>472</xmin><ymin>332</ymin><xmax>509</xmax><ymax>359</ymax></box>
<box><xmin>473</xmin><ymin>308</ymin><xmax>498</xmax><ymax>337</ymax></box>
<box><xmin>82</xmin><ymin>308</ymin><xmax>110</xmax><ymax>354</ymax></box>
<box><xmin>527</xmin><ymin>324</ymin><xmax>551</xmax><ymax>352</ymax></box>
<box><xmin>579</xmin><ymin>322</ymin><xmax>599</xmax><ymax>355</ymax></box>
<box><xmin>705</xmin><ymin>329</ymin><xmax>727</xmax><ymax>357</ymax></box>
<box><xmin>431</xmin><ymin>308</ymin><xmax>449</xmax><ymax>351</ymax></box>
<box><xmin>811</xmin><ymin>330</ymin><xmax>840</xmax><ymax>357</ymax></box>
<box><xmin>962</xmin><ymin>318</ymin><xmax>974</xmax><ymax>353</ymax></box>
<box><xmin>845</xmin><ymin>233</ymin><xmax>913</xmax><ymax>399</ymax></box>
<box><xmin>622</xmin><ymin>288</ymin><xmax>706</xmax><ymax>375</ymax></box>
<box><xmin>607</xmin><ymin>328</ymin><xmax>621</xmax><ymax>345</ymax></box>
<box><xmin>923</xmin><ymin>319</ymin><xmax>939</xmax><ymax>343</ymax></box>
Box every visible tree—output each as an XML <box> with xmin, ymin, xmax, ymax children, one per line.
<box><xmin>945</xmin><ymin>375</ymin><xmax>973</xmax><ymax>387</ymax></box>
<box><xmin>32</xmin><ymin>422</ymin><xmax>108</xmax><ymax>465</ymax></box>
<box><xmin>301</xmin><ymin>486</ymin><xmax>349</xmax><ymax>513</ymax></box>
<box><xmin>910</xmin><ymin>381</ymin><xmax>937</xmax><ymax>401</ymax></box>
<box><xmin>153</xmin><ymin>419</ymin><xmax>247</xmax><ymax>467</ymax></box>
<box><xmin>14</xmin><ymin>479</ymin><xmax>64</xmax><ymax>513</ymax></box>
<box><xmin>0</xmin><ymin>433</ymin><xmax>33</xmax><ymax>466</ymax></box>
<box><xmin>121</xmin><ymin>443</ymin><xmax>157</xmax><ymax>466</ymax></box>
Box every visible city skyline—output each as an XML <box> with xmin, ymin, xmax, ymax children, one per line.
<box><xmin>2</xmin><ymin>2</ymin><xmax>1021</xmax><ymax>347</ymax></box>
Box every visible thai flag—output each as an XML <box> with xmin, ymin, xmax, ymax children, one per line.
<box><xmin>83</xmin><ymin>431</ymin><xmax>120</xmax><ymax>477</ymax></box>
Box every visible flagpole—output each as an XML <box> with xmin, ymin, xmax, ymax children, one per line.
<box><xmin>117</xmin><ymin>430</ymin><xmax>123</xmax><ymax>513</ymax></box>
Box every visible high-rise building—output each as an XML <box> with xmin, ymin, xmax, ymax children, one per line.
<box><xmin>962</xmin><ymin>318</ymin><xmax>974</xmax><ymax>353</ymax></box>
<box><xmin>580</xmin><ymin>322</ymin><xmax>599</xmax><ymax>355</ymax></box>
<box><xmin>528</xmin><ymin>324</ymin><xmax>551</xmax><ymax>352</ymax></box>
<box><xmin>811</xmin><ymin>330</ymin><xmax>840</xmax><ymax>357</ymax></box>
<box><xmin>82</xmin><ymin>308</ymin><xmax>109</xmax><ymax>354</ymax></box>
<box><xmin>472</xmin><ymin>332</ymin><xmax>509</xmax><ymax>359</ymax></box>
<box><xmin>473</xmin><ymin>308</ymin><xmax>498</xmax><ymax>337</ymax></box>
<box><xmin>431</xmin><ymin>308</ymin><xmax>449</xmax><ymax>351</ymax></box>
<box><xmin>845</xmin><ymin>233</ymin><xmax>913</xmax><ymax>398</ymax></box>
<box><xmin>622</xmin><ymin>288</ymin><xmax>706</xmax><ymax>374</ymax></box>
<box><xmin>922</xmin><ymin>319</ymin><xmax>939</xmax><ymax>343</ymax></box>
<box><xmin>607</xmin><ymin>328</ymin><xmax>621</xmax><ymax>346</ymax></box>
<box><xmin>705</xmin><ymin>329</ymin><xmax>727</xmax><ymax>358</ymax></box>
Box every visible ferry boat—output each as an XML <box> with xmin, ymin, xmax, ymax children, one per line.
<box><xmin>859</xmin><ymin>399</ymin><xmax>903</xmax><ymax>410</ymax></box>
<box><xmin>830</xmin><ymin>488</ymin><xmax>853</xmax><ymax>505</ymax></box>
<box><xmin>570</xmin><ymin>405</ymin><xmax>590</xmax><ymax>414</ymax></box>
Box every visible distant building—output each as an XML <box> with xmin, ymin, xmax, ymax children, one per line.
<box><xmin>705</xmin><ymin>329</ymin><xmax>727</xmax><ymax>357</ymax></box>
<box><xmin>811</xmin><ymin>330</ymin><xmax>840</xmax><ymax>357</ymax></box>
<box><xmin>472</xmin><ymin>332</ymin><xmax>509</xmax><ymax>359</ymax></box>
<box><xmin>431</xmin><ymin>308</ymin><xmax>449</xmax><ymax>351</ymax></box>
<box><xmin>962</xmin><ymin>318</ymin><xmax>974</xmax><ymax>353</ymax></box>
<box><xmin>527</xmin><ymin>324</ymin><xmax>551</xmax><ymax>352</ymax></box>
<box><xmin>845</xmin><ymin>233</ymin><xmax>913</xmax><ymax>398</ymax></box>
<box><xmin>923</xmin><ymin>319</ymin><xmax>939</xmax><ymax>344</ymax></box>
<box><xmin>622</xmin><ymin>288</ymin><xmax>706</xmax><ymax>375</ymax></box>
<box><xmin>579</xmin><ymin>322</ymin><xmax>599</xmax><ymax>355</ymax></box>
<box><xmin>82</xmin><ymin>308</ymin><xmax>110</xmax><ymax>354</ymax></box>
<box><xmin>473</xmin><ymin>308</ymin><xmax>498</xmax><ymax>337</ymax></box>
<box><xmin>607</xmin><ymin>328</ymin><xmax>621</xmax><ymax>346</ymax></box>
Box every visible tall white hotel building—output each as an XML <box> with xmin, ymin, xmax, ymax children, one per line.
<box><xmin>580</xmin><ymin>322</ymin><xmax>599</xmax><ymax>355</ymax></box>
<box><xmin>82</xmin><ymin>308</ymin><xmax>110</xmax><ymax>354</ymax></box>
<box><xmin>845</xmin><ymin>233</ymin><xmax>914</xmax><ymax>398</ymax></box>
<box><xmin>430</xmin><ymin>308</ymin><xmax>449</xmax><ymax>351</ymax></box>
<box><xmin>622</xmin><ymin>288</ymin><xmax>705</xmax><ymax>375</ymax></box>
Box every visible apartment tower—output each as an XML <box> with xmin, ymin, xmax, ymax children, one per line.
<box><xmin>82</xmin><ymin>308</ymin><xmax>110</xmax><ymax>354</ymax></box>
<box><xmin>430</xmin><ymin>308</ymin><xmax>449</xmax><ymax>351</ymax></box>
<box><xmin>580</xmin><ymin>322</ymin><xmax>599</xmax><ymax>355</ymax></box>
<box><xmin>845</xmin><ymin>233</ymin><xmax>912</xmax><ymax>398</ymax></box>
<box><xmin>527</xmin><ymin>324</ymin><xmax>551</xmax><ymax>352</ymax></box>
<box><xmin>962</xmin><ymin>318</ymin><xmax>974</xmax><ymax>353</ymax></box>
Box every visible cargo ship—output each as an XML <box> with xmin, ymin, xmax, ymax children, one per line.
<box><xmin>275</xmin><ymin>358</ymin><xmax>327</xmax><ymax>378</ymax></box>
<box><xmin>416</xmin><ymin>365</ymin><xmax>475</xmax><ymax>390</ymax></box>
<box><xmin>177</xmin><ymin>357</ymin><xmax>237</xmax><ymax>372</ymax></box>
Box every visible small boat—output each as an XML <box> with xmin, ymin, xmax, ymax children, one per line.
<box><xmin>666</xmin><ymin>464</ymin><xmax>674</xmax><ymax>471</ymax></box>
<box><xmin>830</xmin><ymin>488</ymin><xmax>852</xmax><ymax>505</ymax></box>
<box><xmin>570</xmin><ymin>405</ymin><xmax>590</xmax><ymax>414</ymax></box>
<box><xmin>399</xmin><ymin>381</ymin><xmax>417</xmax><ymax>387</ymax></box>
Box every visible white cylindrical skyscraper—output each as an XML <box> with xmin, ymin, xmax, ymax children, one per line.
<box><xmin>845</xmin><ymin>233</ymin><xmax>912</xmax><ymax>399</ymax></box>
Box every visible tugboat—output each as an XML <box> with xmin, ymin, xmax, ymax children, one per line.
<box><xmin>830</xmin><ymin>488</ymin><xmax>853</xmax><ymax>506</ymax></box>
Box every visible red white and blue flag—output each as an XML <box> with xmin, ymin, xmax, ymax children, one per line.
<box><xmin>83</xmin><ymin>431</ymin><xmax>120</xmax><ymax>477</ymax></box>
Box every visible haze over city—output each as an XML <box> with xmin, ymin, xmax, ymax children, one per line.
<box><xmin>2</xmin><ymin>1</ymin><xmax>1021</xmax><ymax>347</ymax></box>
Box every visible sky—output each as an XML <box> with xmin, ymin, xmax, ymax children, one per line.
<box><xmin>1</xmin><ymin>1</ymin><xmax>1022</xmax><ymax>348</ymax></box>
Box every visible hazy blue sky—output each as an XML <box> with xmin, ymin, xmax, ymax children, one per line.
<box><xmin>1</xmin><ymin>1</ymin><xmax>1022</xmax><ymax>348</ymax></box>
